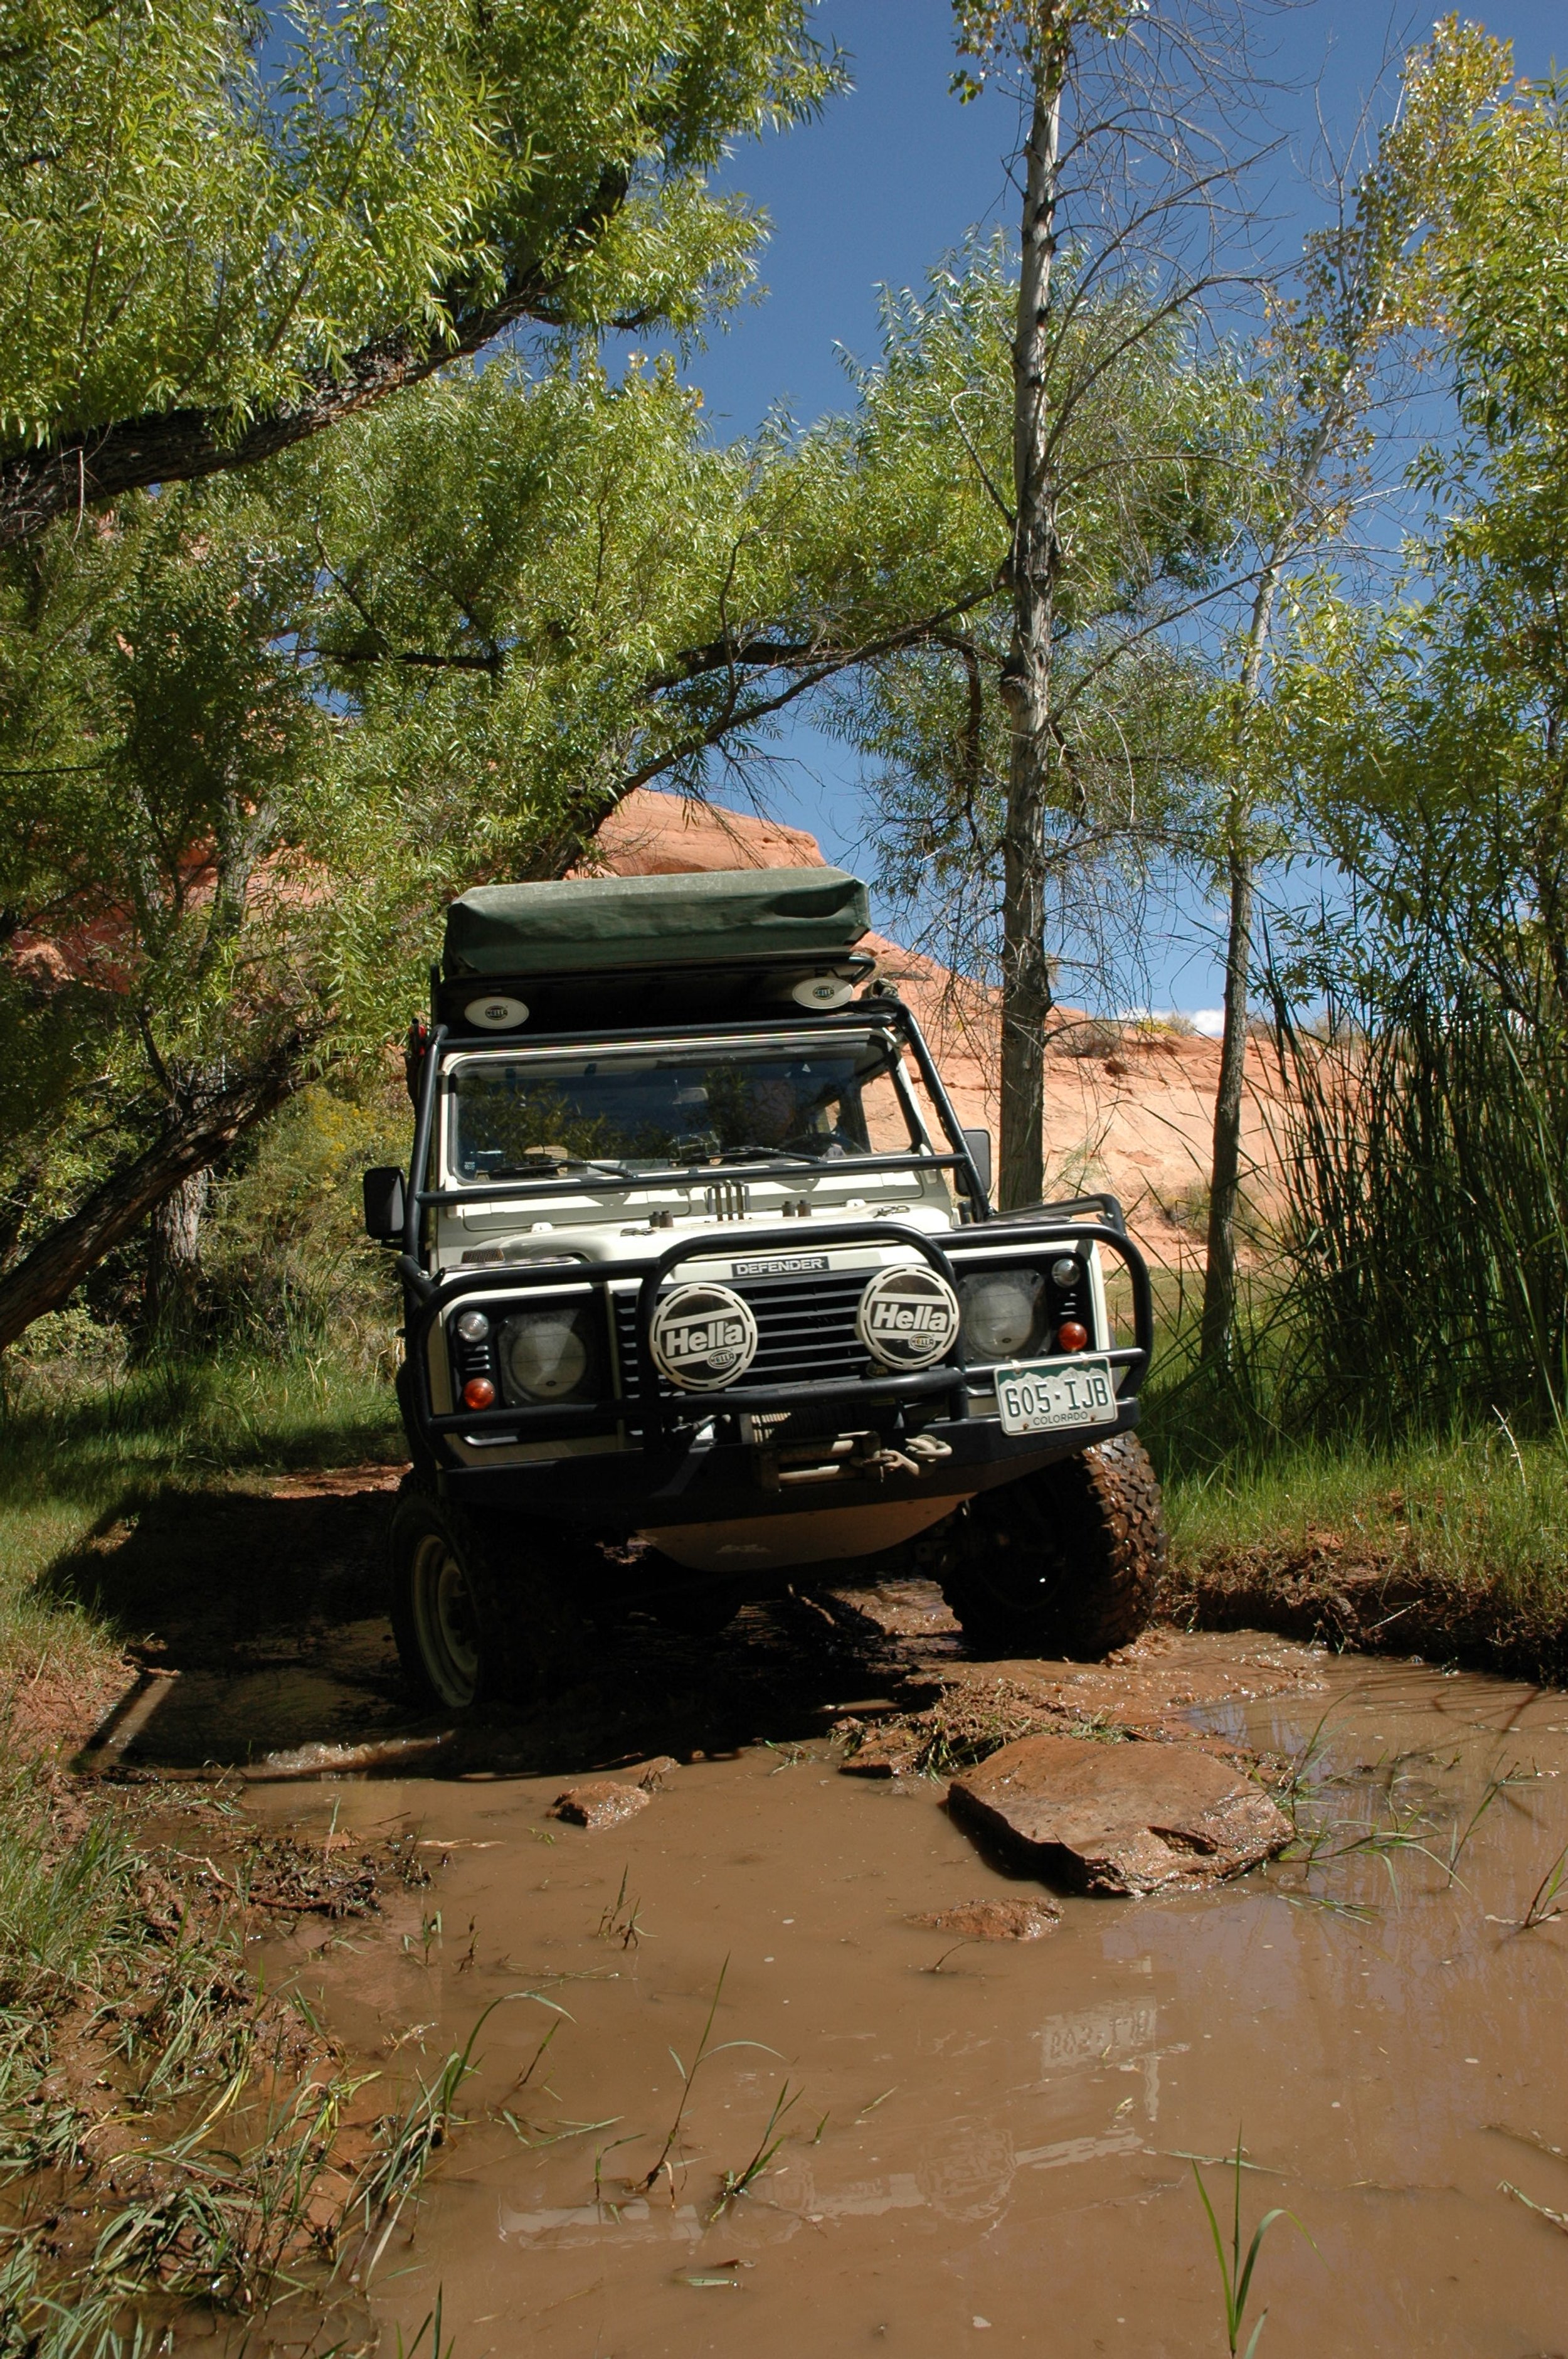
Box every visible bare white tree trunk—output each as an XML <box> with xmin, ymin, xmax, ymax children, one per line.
<box><xmin>999</xmin><ymin>26</ymin><xmax>1068</xmax><ymax>1211</ymax></box>
<box><xmin>1200</xmin><ymin>565</ymin><xmax>1278</xmax><ymax>1360</ymax></box>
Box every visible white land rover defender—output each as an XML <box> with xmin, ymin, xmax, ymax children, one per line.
<box><xmin>363</xmin><ymin>867</ymin><xmax>1166</xmax><ymax>1708</ymax></box>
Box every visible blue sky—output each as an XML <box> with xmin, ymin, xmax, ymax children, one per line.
<box><xmin>637</xmin><ymin>0</ymin><xmax>1565</xmax><ymax>1021</ymax></box>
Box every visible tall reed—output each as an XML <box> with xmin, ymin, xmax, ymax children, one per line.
<box><xmin>1269</xmin><ymin>934</ymin><xmax>1568</xmax><ymax>1437</ymax></box>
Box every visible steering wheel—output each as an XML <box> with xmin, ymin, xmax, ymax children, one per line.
<box><xmin>780</xmin><ymin>1127</ymin><xmax>855</xmax><ymax>1156</ymax></box>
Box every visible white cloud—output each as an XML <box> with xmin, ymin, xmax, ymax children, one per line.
<box><xmin>1120</xmin><ymin>1004</ymin><xmax>1227</xmax><ymax>1038</ymax></box>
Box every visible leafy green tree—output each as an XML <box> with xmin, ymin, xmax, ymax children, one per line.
<box><xmin>1399</xmin><ymin>32</ymin><xmax>1568</xmax><ymax>1004</ymax></box>
<box><xmin>1240</xmin><ymin>35</ymin><xmax>1568</xmax><ymax>1432</ymax></box>
<box><xmin>1276</xmin><ymin>26</ymin><xmax>1568</xmax><ymax>986</ymax></box>
<box><xmin>0</xmin><ymin>338</ymin><xmax>993</xmax><ymax>1346</ymax></box>
<box><xmin>817</xmin><ymin>239</ymin><xmax>1246</xmax><ymax>1166</ymax></box>
<box><xmin>936</xmin><ymin>0</ymin><xmax>1277</xmax><ymax>1206</ymax></box>
<box><xmin>0</xmin><ymin>0</ymin><xmax>836</xmax><ymax>545</ymax></box>
<box><xmin>0</xmin><ymin>0</ymin><xmax>858</xmax><ymax>1345</ymax></box>
<box><xmin>1195</xmin><ymin>18</ymin><xmax>1508</xmax><ymax>1366</ymax></box>
<box><xmin>0</xmin><ymin>475</ymin><xmax>334</xmax><ymax>1337</ymax></box>
<box><xmin>289</xmin><ymin>349</ymin><xmax>995</xmax><ymax>935</ymax></box>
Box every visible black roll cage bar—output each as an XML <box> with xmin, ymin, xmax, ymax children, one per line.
<box><xmin>398</xmin><ymin>1214</ymin><xmax>1153</xmax><ymax>1452</ymax></box>
<box><xmin>401</xmin><ymin>994</ymin><xmax>1127</xmax><ymax>1244</ymax></box>
<box><xmin>401</xmin><ymin>996</ymin><xmax>994</xmax><ymax>1257</ymax></box>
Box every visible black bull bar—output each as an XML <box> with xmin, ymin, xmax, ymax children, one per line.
<box><xmin>400</xmin><ymin>1219</ymin><xmax>1154</xmax><ymax>1459</ymax></box>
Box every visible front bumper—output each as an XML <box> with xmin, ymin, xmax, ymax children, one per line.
<box><xmin>443</xmin><ymin>1392</ymin><xmax>1139</xmax><ymax>1523</ymax></box>
<box><xmin>399</xmin><ymin>1215</ymin><xmax>1152</xmax><ymax>1534</ymax></box>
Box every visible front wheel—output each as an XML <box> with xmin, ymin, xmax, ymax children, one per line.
<box><xmin>388</xmin><ymin>1479</ymin><xmax>585</xmax><ymax>1710</ymax></box>
<box><xmin>940</xmin><ymin>1432</ymin><xmax>1165</xmax><ymax>1661</ymax></box>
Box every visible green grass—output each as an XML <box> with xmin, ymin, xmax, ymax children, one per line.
<box><xmin>1168</xmin><ymin>1425</ymin><xmax>1567</xmax><ymax>1575</ymax></box>
<box><xmin>0</xmin><ymin>1759</ymin><xmax>448</xmax><ymax>2356</ymax></box>
<box><xmin>1135</xmin><ymin>1245</ymin><xmax>1568</xmax><ymax>1674</ymax></box>
<box><xmin>0</xmin><ymin>1347</ymin><xmax>404</xmax><ymax>1711</ymax></box>
<box><xmin>1160</xmin><ymin>1425</ymin><xmax>1568</xmax><ymax>1674</ymax></box>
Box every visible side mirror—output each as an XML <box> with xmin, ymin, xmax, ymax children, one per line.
<box><xmin>961</xmin><ymin>1127</ymin><xmax>992</xmax><ymax>1203</ymax></box>
<box><xmin>363</xmin><ymin>1166</ymin><xmax>406</xmax><ymax>1244</ymax></box>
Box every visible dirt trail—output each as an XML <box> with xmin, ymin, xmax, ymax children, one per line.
<box><xmin>60</xmin><ymin>1475</ymin><xmax>1568</xmax><ymax>2359</ymax></box>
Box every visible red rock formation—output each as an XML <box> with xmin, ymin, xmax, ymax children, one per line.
<box><xmin>585</xmin><ymin>789</ymin><xmax>825</xmax><ymax>876</ymax></box>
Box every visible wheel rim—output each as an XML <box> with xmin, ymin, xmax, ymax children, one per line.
<box><xmin>967</xmin><ymin>1496</ymin><xmax>1066</xmax><ymax>1621</ymax></box>
<box><xmin>410</xmin><ymin>1530</ymin><xmax>482</xmax><ymax>1707</ymax></box>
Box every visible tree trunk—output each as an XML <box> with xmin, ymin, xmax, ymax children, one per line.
<box><xmin>1200</xmin><ymin>567</ymin><xmax>1278</xmax><ymax>1362</ymax></box>
<box><xmin>999</xmin><ymin>33</ymin><xmax>1067</xmax><ymax>1213</ymax></box>
<box><xmin>1200</xmin><ymin>846</ymin><xmax>1254</xmax><ymax>1361</ymax></box>
<box><xmin>145</xmin><ymin>1165</ymin><xmax>211</xmax><ymax>1332</ymax></box>
<box><xmin>0</xmin><ymin>1035</ymin><xmax>313</xmax><ymax>1354</ymax></box>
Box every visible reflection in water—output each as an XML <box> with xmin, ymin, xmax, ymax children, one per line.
<box><xmin>496</xmin><ymin>1999</ymin><xmax>1173</xmax><ymax>2249</ymax></box>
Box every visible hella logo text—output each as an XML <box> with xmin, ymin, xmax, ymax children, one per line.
<box><xmin>866</xmin><ymin>1299</ymin><xmax>953</xmax><ymax>1336</ymax></box>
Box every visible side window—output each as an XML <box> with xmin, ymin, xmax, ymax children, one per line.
<box><xmin>896</xmin><ymin>1047</ymin><xmax>969</xmax><ymax>1205</ymax></box>
<box><xmin>861</xmin><ymin>1059</ymin><xmax>918</xmax><ymax>1154</ymax></box>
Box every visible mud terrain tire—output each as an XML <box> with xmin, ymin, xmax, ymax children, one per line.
<box><xmin>388</xmin><ymin>1476</ymin><xmax>588</xmax><ymax>1710</ymax></box>
<box><xmin>940</xmin><ymin>1432</ymin><xmax>1165</xmax><ymax>1661</ymax></box>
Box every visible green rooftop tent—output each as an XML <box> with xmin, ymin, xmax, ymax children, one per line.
<box><xmin>444</xmin><ymin>866</ymin><xmax>870</xmax><ymax>980</ymax></box>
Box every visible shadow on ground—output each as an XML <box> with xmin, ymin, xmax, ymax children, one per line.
<box><xmin>50</xmin><ymin>1468</ymin><xmax>932</xmax><ymax>1779</ymax></box>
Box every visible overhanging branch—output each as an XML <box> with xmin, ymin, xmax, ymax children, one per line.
<box><xmin>0</xmin><ymin>1027</ymin><xmax>322</xmax><ymax>1352</ymax></box>
<box><xmin>0</xmin><ymin>168</ymin><xmax>631</xmax><ymax>550</ymax></box>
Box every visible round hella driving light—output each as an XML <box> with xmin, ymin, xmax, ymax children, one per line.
<box><xmin>499</xmin><ymin>1307</ymin><xmax>591</xmax><ymax>1402</ymax></box>
<box><xmin>958</xmin><ymin>1270</ymin><xmax>1045</xmax><ymax>1361</ymax></box>
<box><xmin>465</xmin><ymin>994</ymin><xmax>529</xmax><ymax>1030</ymax></box>
<box><xmin>857</xmin><ymin>1266</ymin><xmax>960</xmax><ymax>1371</ymax></box>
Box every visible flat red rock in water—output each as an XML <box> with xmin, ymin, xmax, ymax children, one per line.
<box><xmin>948</xmin><ymin>1733</ymin><xmax>1290</xmax><ymax>1896</ymax></box>
<box><xmin>910</xmin><ymin>1898</ymin><xmax>1061</xmax><ymax>1940</ymax></box>
<box><xmin>549</xmin><ymin>1781</ymin><xmax>652</xmax><ymax>1830</ymax></box>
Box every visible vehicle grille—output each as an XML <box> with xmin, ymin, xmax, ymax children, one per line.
<box><xmin>612</xmin><ymin>1270</ymin><xmax>874</xmax><ymax>1416</ymax></box>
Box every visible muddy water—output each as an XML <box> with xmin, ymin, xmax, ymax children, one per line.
<box><xmin>243</xmin><ymin>1639</ymin><xmax>1568</xmax><ymax>2359</ymax></box>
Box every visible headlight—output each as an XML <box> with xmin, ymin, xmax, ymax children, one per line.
<box><xmin>958</xmin><ymin>1270</ymin><xmax>1047</xmax><ymax>1361</ymax></box>
<box><xmin>497</xmin><ymin>1305</ymin><xmax>599</xmax><ymax>1403</ymax></box>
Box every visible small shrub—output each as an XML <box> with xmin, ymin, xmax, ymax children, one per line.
<box><xmin>8</xmin><ymin>1305</ymin><xmax>129</xmax><ymax>1390</ymax></box>
<box><xmin>1051</xmin><ymin>1016</ymin><xmax>1125</xmax><ymax>1058</ymax></box>
<box><xmin>203</xmin><ymin>1070</ymin><xmax>406</xmax><ymax>1371</ymax></box>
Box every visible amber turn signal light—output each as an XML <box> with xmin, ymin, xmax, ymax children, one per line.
<box><xmin>1056</xmin><ymin>1321</ymin><xmax>1089</xmax><ymax>1353</ymax></box>
<box><xmin>462</xmin><ymin>1375</ymin><xmax>497</xmax><ymax>1409</ymax></box>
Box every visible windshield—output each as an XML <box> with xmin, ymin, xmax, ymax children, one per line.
<box><xmin>447</xmin><ymin>1037</ymin><xmax>927</xmax><ymax>1183</ymax></box>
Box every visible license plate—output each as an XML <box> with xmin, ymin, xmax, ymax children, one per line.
<box><xmin>994</xmin><ymin>1355</ymin><xmax>1118</xmax><ymax>1435</ymax></box>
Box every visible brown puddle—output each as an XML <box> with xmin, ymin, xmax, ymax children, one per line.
<box><xmin>234</xmin><ymin>1635</ymin><xmax>1568</xmax><ymax>2359</ymax></box>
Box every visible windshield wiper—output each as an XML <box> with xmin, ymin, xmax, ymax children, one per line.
<box><xmin>481</xmin><ymin>1156</ymin><xmax>636</xmax><ymax>1181</ymax></box>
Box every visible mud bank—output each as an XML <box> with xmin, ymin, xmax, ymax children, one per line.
<box><xmin>1164</xmin><ymin>1536</ymin><xmax>1568</xmax><ymax>1688</ymax></box>
<box><xmin>53</xmin><ymin>1467</ymin><xmax>1568</xmax><ymax>1768</ymax></box>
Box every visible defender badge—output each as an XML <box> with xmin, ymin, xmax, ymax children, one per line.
<box><xmin>857</xmin><ymin>1265</ymin><xmax>960</xmax><ymax>1370</ymax></box>
<box><xmin>650</xmin><ymin>1282</ymin><xmax>760</xmax><ymax>1390</ymax></box>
